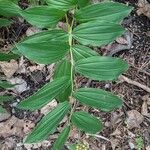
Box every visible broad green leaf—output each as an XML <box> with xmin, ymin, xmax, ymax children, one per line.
<box><xmin>21</xmin><ymin>6</ymin><xmax>65</xmax><ymax>28</ymax></box>
<box><xmin>73</xmin><ymin>88</ymin><xmax>123</xmax><ymax>111</ymax></box>
<box><xmin>17</xmin><ymin>77</ymin><xmax>71</xmax><ymax>111</ymax></box>
<box><xmin>77</xmin><ymin>0</ymin><xmax>90</xmax><ymax>8</ymax></box>
<box><xmin>12</xmin><ymin>29</ymin><xmax>68</xmax><ymax>55</ymax></box>
<box><xmin>75</xmin><ymin>2</ymin><xmax>133</xmax><ymax>23</ymax></box>
<box><xmin>52</xmin><ymin>126</ymin><xmax>70</xmax><ymax>150</ymax></box>
<box><xmin>75</xmin><ymin>56</ymin><xmax>128</xmax><ymax>81</ymax></box>
<box><xmin>46</xmin><ymin>0</ymin><xmax>77</xmax><ymax>10</ymax></box>
<box><xmin>0</xmin><ymin>18</ymin><xmax>12</xmax><ymax>27</ymax></box>
<box><xmin>0</xmin><ymin>80</ymin><xmax>14</xmax><ymax>89</ymax></box>
<box><xmin>72</xmin><ymin>45</ymin><xmax>98</xmax><ymax>61</ymax></box>
<box><xmin>71</xmin><ymin>111</ymin><xmax>103</xmax><ymax>134</ymax></box>
<box><xmin>16</xmin><ymin>41</ymin><xmax>69</xmax><ymax>64</ymax></box>
<box><xmin>21</xmin><ymin>30</ymin><xmax>68</xmax><ymax>43</ymax></box>
<box><xmin>0</xmin><ymin>52</ymin><xmax>19</xmax><ymax>61</ymax></box>
<box><xmin>25</xmin><ymin>101</ymin><xmax>71</xmax><ymax>143</ymax></box>
<box><xmin>0</xmin><ymin>105</ymin><xmax>7</xmax><ymax>113</ymax></box>
<box><xmin>54</xmin><ymin>60</ymin><xmax>72</xmax><ymax>102</ymax></box>
<box><xmin>0</xmin><ymin>96</ymin><xmax>13</xmax><ymax>103</ymax></box>
<box><xmin>73</xmin><ymin>20</ymin><xmax>125</xmax><ymax>46</ymax></box>
<box><xmin>0</xmin><ymin>0</ymin><xmax>21</xmax><ymax>17</ymax></box>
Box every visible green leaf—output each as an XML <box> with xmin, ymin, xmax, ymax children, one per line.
<box><xmin>0</xmin><ymin>96</ymin><xmax>13</xmax><ymax>103</ymax></box>
<box><xmin>0</xmin><ymin>105</ymin><xmax>7</xmax><ymax>113</ymax></box>
<box><xmin>17</xmin><ymin>77</ymin><xmax>71</xmax><ymax>111</ymax></box>
<box><xmin>0</xmin><ymin>80</ymin><xmax>14</xmax><ymax>89</ymax></box>
<box><xmin>0</xmin><ymin>0</ymin><xmax>21</xmax><ymax>17</ymax></box>
<box><xmin>0</xmin><ymin>52</ymin><xmax>19</xmax><ymax>61</ymax></box>
<box><xmin>73</xmin><ymin>20</ymin><xmax>125</xmax><ymax>46</ymax></box>
<box><xmin>75</xmin><ymin>2</ymin><xmax>133</xmax><ymax>23</ymax></box>
<box><xmin>46</xmin><ymin>0</ymin><xmax>77</xmax><ymax>10</ymax></box>
<box><xmin>73</xmin><ymin>88</ymin><xmax>123</xmax><ymax>111</ymax></box>
<box><xmin>71</xmin><ymin>111</ymin><xmax>103</xmax><ymax>134</ymax></box>
<box><xmin>21</xmin><ymin>6</ymin><xmax>65</xmax><ymax>28</ymax></box>
<box><xmin>25</xmin><ymin>101</ymin><xmax>71</xmax><ymax>143</ymax></box>
<box><xmin>75</xmin><ymin>56</ymin><xmax>128</xmax><ymax>81</ymax></box>
<box><xmin>52</xmin><ymin>126</ymin><xmax>70</xmax><ymax>150</ymax></box>
<box><xmin>0</xmin><ymin>18</ymin><xmax>12</xmax><ymax>27</ymax></box>
<box><xmin>77</xmin><ymin>0</ymin><xmax>90</xmax><ymax>8</ymax></box>
<box><xmin>54</xmin><ymin>60</ymin><xmax>72</xmax><ymax>102</ymax></box>
<box><xmin>72</xmin><ymin>45</ymin><xmax>98</xmax><ymax>61</ymax></box>
<box><xmin>21</xmin><ymin>30</ymin><xmax>68</xmax><ymax>43</ymax></box>
<box><xmin>16</xmin><ymin>41</ymin><xmax>69</xmax><ymax>64</ymax></box>
<box><xmin>12</xmin><ymin>29</ymin><xmax>68</xmax><ymax>56</ymax></box>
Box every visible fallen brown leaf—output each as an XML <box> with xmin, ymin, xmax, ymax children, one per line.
<box><xmin>137</xmin><ymin>0</ymin><xmax>150</xmax><ymax>18</ymax></box>
<box><xmin>127</xmin><ymin>110</ymin><xmax>144</xmax><ymax>129</ymax></box>
<box><xmin>0</xmin><ymin>111</ymin><xmax>11</xmax><ymax>122</ymax></box>
<box><xmin>0</xmin><ymin>116</ymin><xmax>34</xmax><ymax>138</ymax></box>
<box><xmin>0</xmin><ymin>60</ymin><xmax>19</xmax><ymax>78</ymax></box>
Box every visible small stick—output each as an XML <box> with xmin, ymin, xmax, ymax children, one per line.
<box><xmin>87</xmin><ymin>134</ymin><xmax>110</xmax><ymax>142</ymax></box>
<box><xmin>119</xmin><ymin>75</ymin><xmax>150</xmax><ymax>93</ymax></box>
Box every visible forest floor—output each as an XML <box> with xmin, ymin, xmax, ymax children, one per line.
<box><xmin>0</xmin><ymin>0</ymin><xmax>150</xmax><ymax>150</ymax></box>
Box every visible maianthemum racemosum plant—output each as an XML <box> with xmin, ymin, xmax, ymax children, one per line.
<box><xmin>0</xmin><ymin>0</ymin><xmax>133</xmax><ymax>149</ymax></box>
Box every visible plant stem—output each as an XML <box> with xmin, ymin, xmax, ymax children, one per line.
<box><xmin>66</xmin><ymin>14</ymin><xmax>74</xmax><ymax>95</ymax></box>
<box><xmin>66</xmin><ymin>14</ymin><xmax>77</xmax><ymax>125</ymax></box>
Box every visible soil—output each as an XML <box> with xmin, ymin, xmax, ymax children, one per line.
<box><xmin>0</xmin><ymin>0</ymin><xmax>150</xmax><ymax>150</ymax></box>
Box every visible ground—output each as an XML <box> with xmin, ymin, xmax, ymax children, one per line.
<box><xmin>0</xmin><ymin>0</ymin><xmax>150</xmax><ymax>150</ymax></box>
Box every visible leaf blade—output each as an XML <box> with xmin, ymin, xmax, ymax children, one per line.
<box><xmin>0</xmin><ymin>0</ymin><xmax>21</xmax><ymax>17</ymax></box>
<box><xmin>0</xmin><ymin>80</ymin><xmax>15</xmax><ymax>89</ymax></box>
<box><xmin>0</xmin><ymin>52</ymin><xmax>19</xmax><ymax>61</ymax></box>
<box><xmin>71</xmin><ymin>111</ymin><xmax>103</xmax><ymax>134</ymax></box>
<box><xmin>16</xmin><ymin>41</ymin><xmax>69</xmax><ymax>64</ymax></box>
<box><xmin>46</xmin><ymin>0</ymin><xmax>77</xmax><ymax>10</ymax></box>
<box><xmin>73</xmin><ymin>20</ymin><xmax>125</xmax><ymax>46</ymax></box>
<box><xmin>52</xmin><ymin>126</ymin><xmax>70</xmax><ymax>150</ymax></box>
<box><xmin>21</xmin><ymin>6</ymin><xmax>65</xmax><ymax>28</ymax></box>
<box><xmin>0</xmin><ymin>18</ymin><xmax>12</xmax><ymax>27</ymax></box>
<box><xmin>12</xmin><ymin>29</ymin><xmax>68</xmax><ymax>55</ymax></box>
<box><xmin>73</xmin><ymin>88</ymin><xmax>123</xmax><ymax>111</ymax></box>
<box><xmin>0</xmin><ymin>96</ymin><xmax>13</xmax><ymax>103</ymax></box>
<box><xmin>75</xmin><ymin>2</ymin><xmax>133</xmax><ymax>23</ymax></box>
<box><xmin>54</xmin><ymin>60</ymin><xmax>72</xmax><ymax>102</ymax></box>
<box><xmin>72</xmin><ymin>44</ymin><xmax>98</xmax><ymax>61</ymax></box>
<box><xmin>25</xmin><ymin>101</ymin><xmax>71</xmax><ymax>143</ymax></box>
<box><xmin>17</xmin><ymin>77</ymin><xmax>71</xmax><ymax>111</ymax></box>
<box><xmin>75</xmin><ymin>56</ymin><xmax>128</xmax><ymax>81</ymax></box>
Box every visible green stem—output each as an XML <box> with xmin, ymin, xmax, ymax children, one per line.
<box><xmin>66</xmin><ymin>14</ymin><xmax>76</xmax><ymax>124</ymax></box>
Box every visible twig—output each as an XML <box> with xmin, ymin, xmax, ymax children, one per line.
<box><xmin>131</xmin><ymin>65</ymin><xmax>150</xmax><ymax>77</ymax></box>
<box><xmin>87</xmin><ymin>134</ymin><xmax>110</xmax><ymax>142</ymax></box>
<box><xmin>119</xmin><ymin>75</ymin><xmax>150</xmax><ymax>93</ymax></box>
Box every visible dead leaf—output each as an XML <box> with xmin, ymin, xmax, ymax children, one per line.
<box><xmin>26</xmin><ymin>27</ymin><xmax>41</xmax><ymax>37</ymax></box>
<box><xmin>0</xmin><ymin>116</ymin><xmax>35</xmax><ymax>138</ymax></box>
<box><xmin>127</xmin><ymin>110</ymin><xmax>144</xmax><ymax>129</ymax></box>
<box><xmin>41</xmin><ymin>100</ymin><xmax>57</xmax><ymax>115</ymax></box>
<box><xmin>0</xmin><ymin>112</ymin><xmax>11</xmax><ymax>122</ymax></box>
<box><xmin>111</xmin><ymin>128</ymin><xmax>122</xmax><ymax>136</ymax></box>
<box><xmin>27</xmin><ymin>64</ymin><xmax>45</xmax><ymax>72</ymax></box>
<box><xmin>110</xmin><ymin>138</ymin><xmax>119</xmax><ymax>150</ymax></box>
<box><xmin>24</xmin><ymin>140</ymin><xmax>51</xmax><ymax>150</ymax></box>
<box><xmin>0</xmin><ymin>116</ymin><xmax>24</xmax><ymax>137</ymax></box>
<box><xmin>137</xmin><ymin>0</ymin><xmax>150</xmax><ymax>18</ymax></box>
<box><xmin>0</xmin><ymin>60</ymin><xmax>19</xmax><ymax>78</ymax></box>
<box><xmin>9</xmin><ymin>77</ymin><xmax>29</xmax><ymax>93</ymax></box>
